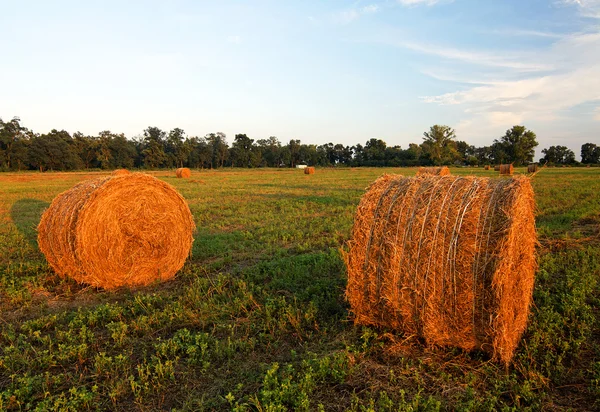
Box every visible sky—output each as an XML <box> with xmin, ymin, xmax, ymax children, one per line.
<box><xmin>1</xmin><ymin>0</ymin><xmax>599</xmax><ymax>159</ymax></box>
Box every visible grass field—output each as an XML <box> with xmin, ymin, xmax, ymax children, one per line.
<box><xmin>1</xmin><ymin>167</ymin><xmax>599</xmax><ymax>411</ymax></box>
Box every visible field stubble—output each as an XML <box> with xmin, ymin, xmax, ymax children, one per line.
<box><xmin>0</xmin><ymin>167</ymin><xmax>599</xmax><ymax>410</ymax></box>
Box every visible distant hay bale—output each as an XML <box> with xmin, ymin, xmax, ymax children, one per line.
<box><xmin>344</xmin><ymin>174</ymin><xmax>536</xmax><ymax>364</ymax></box>
<box><xmin>484</xmin><ymin>165</ymin><xmax>491</xmax><ymax>171</ymax></box>
<box><xmin>37</xmin><ymin>173</ymin><xmax>195</xmax><ymax>289</ymax></box>
<box><xmin>499</xmin><ymin>164</ymin><xmax>514</xmax><ymax>175</ymax></box>
<box><xmin>112</xmin><ymin>169</ymin><xmax>130</xmax><ymax>176</ymax></box>
<box><xmin>304</xmin><ymin>167</ymin><xmax>315</xmax><ymax>175</ymax></box>
<box><xmin>416</xmin><ymin>166</ymin><xmax>450</xmax><ymax>176</ymax></box>
<box><xmin>176</xmin><ymin>168</ymin><xmax>192</xmax><ymax>178</ymax></box>
<box><xmin>494</xmin><ymin>165</ymin><xmax>500</xmax><ymax>171</ymax></box>
<box><xmin>527</xmin><ymin>164</ymin><xmax>539</xmax><ymax>173</ymax></box>
<box><xmin>587</xmin><ymin>164</ymin><xmax>592</xmax><ymax>168</ymax></box>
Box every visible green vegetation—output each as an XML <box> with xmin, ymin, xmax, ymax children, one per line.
<box><xmin>1</xmin><ymin>167</ymin><xmax>599</xmax><ymax>410</ymax></box>
<box><xmin>3</xmin><ymin>116</ymin><xmax>599</xmax><ymax>171</ymax></box>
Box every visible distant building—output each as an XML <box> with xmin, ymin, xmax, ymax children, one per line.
<box><xmin>296</xmin><ymin>164</ymin><xmax>308</xmax><ymax>169</ymax></box>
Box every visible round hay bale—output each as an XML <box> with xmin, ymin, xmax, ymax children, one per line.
<box><xmin>344</xmin><ymin>174</ymin><xmax>536</xmax><ymax>364</ymax></box>
<box><xmin>527</xmin><ymin>164</ymin><xmax>539</xmax><ymax>174</ymax></box>
<box><xmin>493</xmin><ymin>165</ymin><xmax>500</xmax><ymax>171</ymax></box>
<box><xmin>484</xmin><ymin>165</ymin><xmax>491</xmax><ymax>171</ymax></box>
<box><xmin>112</xmin><ymin>169</ymin><xmax>130</xmax><ymax>176</ymax></box>
<box><xmin>416</xmin><ymin>166</ymin><xmax>451</xmax><ymax>176</ymax></box>
<box><xmin>176</xmin><ymin>168</ymin><xmax>192</xmax><ymax>178</ymax></box>
<box><xmin>304</xmin><ymin>167</ymin><xmax>315</xmax><ymax>175</ymax></box>
<box><xmin>499</xmin><ymin>164</ymin><xmax>514</xmax><ymax>175</ymax></box>
<box><xmin>37</xmin><ymin>173</ymin><xmax>195</xmax><ymax>289</ymax></box>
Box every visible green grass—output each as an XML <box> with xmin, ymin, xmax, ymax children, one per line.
<box><xmin>0</xmin><ymin>167</ymin><xmax>599</xmax><ymax>410</ymax></box>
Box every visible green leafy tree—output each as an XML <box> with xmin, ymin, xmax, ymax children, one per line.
<box><xmin>581</xmin><ymin>143</ymin><xmax>599</xmax><ymax>164</ymax></box>
<box><xmin>421</xmin><ymin>125</ymin><xmax>458</xmax><ymax>165</ymax></box>
<box><xmin>0</xmin><ymin>117</ymin><xmax>32</xmax><ymax>170</ymax></box>
<box><xmin>231</xmin><ymin>134</ymin><xmax>255</xmax><ymax>167</ymax></box>
<box><xmin>205</xmin><ymin>132</ymin><xmax>229</xmax><ymax>168</ymax></box>
<box><xmin>287</xmin><ymin>139</ymin><xmax>301</xmax><ymax>168</ymax></box>
<box><xmin>493</xmin><ymin>126</ymin><xmax>538</xmax><ymax>166</ymax></box>
<box><xmin>541</xmin><ymin>145</ymin><xmax>576</xmax><ymax>165</ymax></box>
<box><xmin>142</xmin><ymin>127</ymin><xmax>168</xmax><ymax>168</ymax></box>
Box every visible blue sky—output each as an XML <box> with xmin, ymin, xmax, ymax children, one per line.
<box><xmin>1</xmin><ymin>0</ymin><xmax>598</xmax><ymax>158</ymax></box>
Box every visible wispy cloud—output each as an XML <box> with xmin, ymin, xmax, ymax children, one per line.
<box><xmin>422</xmin><ymin>29</ymin><xmax>600</xmax><ymax>135</ymax></box>
<box><xmin>559</xmin><ymin>0</ymin><xmax>600</xmax><ymax>18</ymax></box>
<box><xmin>397</xmin><ymin>0</ymin><xmax>451</xmax><ymax>6</ymax></box>
<box><xmin>487</xmin><ymin>28</ymin><xmax>564</xmax><ymax>38</ymax></box>
<box><xmin>334</xmin><ymin>4</ymin><xmax>380</xmax><ymax>24</ymax></box>
<box><xmin>386</xmin><ymin>39</ymin><xmax>552</xmax><ymax>71</ymax></box>
<box><xmin>594</xmin><ymin>106</ymin><xmax>600</xmax><ymax>120</ymax></box>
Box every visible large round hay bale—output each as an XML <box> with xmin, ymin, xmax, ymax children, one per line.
<box><xmin>344</xmin><ymin>174</ymin><xmax>536</xmax><ymax>364</ymax></box>
<box><xmin>527</xmin><ymin>164</ymin><xmax>539</xmax><ymax>173</ymax></box>
<box><xmin>112</xmin><ymin>169</ymin><xmax>130</xmax><ymax>176</ymax></box>
<box><xmin>176</xmin><ymin>168</ymin><xmax>192</xmax><ymax>178</ymax></box>
<box><xmin>304</xmin><ymin>167</ymin><xmax>315</xmax><ymax>175</ymax></box>
<box><xmin>37</xmin><ymin>173</ymin><xmax>195</xmax><ymax>289</ymax></box>
<box><xmin>499</xmin><ymin>164</ymin><xmax>514</xmax><ymax>175</ymax></box>
<box><xmin>416</xmin><ymin>166</ymin><xmax>450</xmax><ymax>176</ymax></box>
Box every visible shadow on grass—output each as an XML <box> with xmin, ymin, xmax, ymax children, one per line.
<box><xmin>10</xmin><ymin>198</ymin><xmax>50</xmax><ymax>249</ymax></box>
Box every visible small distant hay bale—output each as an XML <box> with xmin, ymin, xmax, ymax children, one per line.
<box><xmin>587</xmin><ymin>164</ymin><xmax>592</xmax><ymax>168</ymax></box>
<box><xmin>344</xmin><ymin>174</ymin><xmax>536</xmax><ymax>364</ymax></box>
<box><xmin>304</xmin><ymin>167</ymin><xmax>315</xmax><ymax>175</ymax></box>
<box><xmin>494</xmin><ymin>165</ymin><xmax>500</xmax><ymax>171</ymax></box>
<box><xmin>176</xmin><ymin>168</ymin><xmax>192</xmax><ymax>178</ymax></box>
<box><xmin>416</xmin><ymin>166</ymin><xmax>451</xmax><ymax>176</ymax></box>
<box><xmin>484</xmin><ymin>165</ymin><xmax>491</xmax><ymax>171</ymax></box>
<box><xmin>112</xmin><ymin>169</ymin><xmax>130</xmax><ymax>176</ymax></box>
<box><xmin>527</xmin><ymin>164</ymin><xmax>539</xmax><ymax>173</ymax></box>
<box><xmin>499</xmin><ymin>164</ymin><xmax>514</xmax><ymax>175</ymax></box>
<box><xmin>37</xmin><ymin>173</ymin><xmax>195</xmax><ymax>289</ymax></box>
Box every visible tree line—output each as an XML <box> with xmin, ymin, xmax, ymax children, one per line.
<box><xmin>0</xmin><ymin>117</ymin><xmax>598</xmax><ymax>172</ymax></box>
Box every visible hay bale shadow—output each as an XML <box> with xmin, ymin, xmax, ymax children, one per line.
<box><xmin>10</xmin><ymin>198</ymin><xmax>50</xmax><ymax>248</ymax></box>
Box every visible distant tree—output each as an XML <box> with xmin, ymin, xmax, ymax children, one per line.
<box><xmin>142</xmin><ymin>127</ymin><xmax>167</xmax><ymax>168</ymax></box>
<box><xmin>0</xmin><ymin>117</ymin><xmax>32</xmax><ymax>170</ymax></box>
<box><xmin>581</xmin><ymin>143</ymin><xmax>599</xmax><ymax>164</ymax></box>
<box><xmin>205</xmin><ymin>132</ymin><xmax>229</xmax><ymax>168</ymax></box>
<box><xmin>363</xmin><ymin>138</ymin><xmax>387</xmax><ymax>166</ymax></box>
<box><xmin>109</xmin><ymin>133</ymin><xmax>137</xmax><ymax>168</ymax></box>
<box><xmin>28</xmin><ymin>130</ymin><xmax>79</xmax><ymax>171</ymax></box>
<box><xmin>421</xmin><ymin>125</ymin><xmax>458</xmax><ymax>165</ymax></box>
<box><xmin>492</xmin><ymin>126</ymin><xmax>538</xmax><ymax>166</ymax></box>
<box><xmin>231</xmin><ymin>134</ymin><xmax>254</xmax><ymax>167</ymax></box>
<box><xmin>287</xmin><ymin>139</ymin><xmax>301</xmax><ymax>167</ymax></box>
<box><xmin>166</xmin><ymin>128</ymin><xmax>188</xmax><ymax>168</ymax></box>
<box><xmin>455</xmin><ymin>140</ymin><xmax>475</xmax><ymax>164</ymax></box>
<box><xmin>541</xmin><ymin>145</ymin><xmax>576</xmax><ymax>165</ymax></box>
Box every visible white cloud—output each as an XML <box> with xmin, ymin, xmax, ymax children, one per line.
<box><xmin>334</xmin><ymin>3</ymin><xmax>380</xmax><ymax>24</ymax></box>
<box><xmin>397</xmin><ymin>0</ymin><xmax>450</xmax><ymax>6</ymax></box>
<box><xmin>487</xmin><ymin>28</ymin><xmax>564</xmax><ymax>38</ymax></box>
<box><xmin>388</xmin><ymin>39</ymin><xmax>552</xmax><ymax>71</ymax></box>
<box><xmin>559</xmin><ymin>0</ymin><xmax>600</xmax><ymax>18</ymax></box>
<box><xmin>421</xmin><ymin>29</ymin><xmax>600</xmax><ymax>141</ymax></box>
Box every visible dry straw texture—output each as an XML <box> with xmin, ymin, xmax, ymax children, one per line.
<box><xmin>344</xmin><ymin>174</ymin><xmax>537</xmax><ymax>364</ymax></box>
<box><xmin>304</xmin><ymin>167</ymin><xmax>315</xmax><ymax>175</ymax></box>
<box><xmin>176</xmin><ymin>168</ymin><xmax>192</xmax><ymax>178</ymax></box>
<box><xmin>494</xmin><ymin>166</ymin><xmax>501</xmax><ymax>172</ymax></box>
<box><xmin>38</xmin><ymin>173</ymin><xmax>195</xmax><ymax>289</ymax></box>
<box><xmin>527</xmin><ymin>164</ymin><xmax>539</xmax><ymax>174</ymax></box>
<box><xmin>416</xmin><ymin>166</ymin><xmax>451</xmax><ymax>176</ymax></box>
<box><xmin>500</xmin><ymin>164</ymin><xmax>514</xmax><ymax>175</ymax></box>
<box><xmin>484</xmin><ymin>165</ymin><xmax>491</xmax><ymax>171</ymax></box>
<box><xmin>112</xmin><ymin>169</ymin><xmax>130</xmax><ymax>176</ymax></box>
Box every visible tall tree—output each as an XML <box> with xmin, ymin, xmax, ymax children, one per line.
<box><xmin>581</xmin><ymin>143</ymin><xmax>599</xmax><ymax>164</ymax></box>
<box><xmin>231</xmin><ymin>134</ymin><xmax>254</xmax><ymax>167</ymax></box>
<box><xmin>421</xmin><ymin>125</ymin><xmax>458</xmax><ymax>165</ymax></box>
<box><xmin>142</xmin><ymin>127</ymin><xmax>167</xmax><ymax>168</ymax></box>
<box><xmin>205</xmin><ymin>132</ymin><xmax>229</xmax><ymax>168</ymax></box>
<box><xmin>493</xmin><ymin>126</ymin><xmax>538</xmax><ymax>166</ymax></box>
<box><xmin>541</xmin><ymin>145</ymin><xmax>576</xmax><ymax>165</ymax></box>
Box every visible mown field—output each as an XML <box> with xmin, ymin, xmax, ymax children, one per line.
<box><xmin>0</xmin><ymin>167</ymin><xmax>599</xmax><ymax>411</ymax></box>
